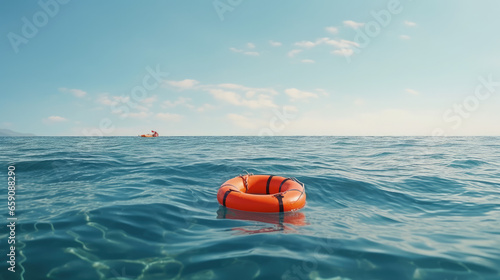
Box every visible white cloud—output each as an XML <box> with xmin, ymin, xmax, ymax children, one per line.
<box><xmin>405</xmin><ymin>88</ymin><xmax>420</xmax><ymax>95</ymax></box>
<box><xmin>156</xmin><ymin>112</ymin><xmax>182</xmax><ymax>122</ymax></box>
<box><xmin>135</xmin><ymin>105</ymin><xmax>150</xmax><ymax>112</ymax></box>
<box><xmin>230</xmin><ymin>47</ymin><xmax>260</xmax><ymax>56</ymax></box>
<box><xmin>59</xmin><ymin>88</ymin><xmax>87</xmax><ymax>98</ymax></box>
<box><xmin>332</xmin><ymin>48</ymin><xmax>354</xmax><ymax>56</ymax></box>
<box><xmin>288</xmin><ymin>49</ymin><xmax>302</xmax><ymax>57</ymax></box>
<box><xmin>241</xmin><ymin>94</ymin><xmax>277</xmax><ymax>109</ymax></box>
<box><xmin>209</xmin><ymin>89</ymin><xmax>241</xmax><ymax>105</ymax></box>
<box><xmin>197</xmin><ymin>104</ymin><xmax>215</xmax><ymax>112</ymax></box>
<box><xmin>404</xmin><ymin>21</ymin><xmax>417</xmax><ymax>27</ymax></box>
<box><xmin>96</xmin><ymin>94</ymin><xmax>130</xmax><ymax>106</ymax></box>
<box><xmin>165</xmin><ymin>79</ymin><xmax>199</xmax><ymax>90</ymax></box>
<box><xmin>226</xmin><ymin>113</ymin><xmax>262</xmax><ymax>130</ymax></box>
<box><xmin>129</xmin><ymin>112</ymin><xmax>151</xmax><ymax>119</ymax></box>
<box><xmin>269</xmin><ymin>40</ymin><xmax>282</xmax><ymax>47</ymax></box>
<box><xmin>294</xmin><ymin>40</ymin><xmax>318</xmax><ymax>48</ymax></box>
<box><xmin>283</xmin><ymin>105</ymin><xmax>298</xmax><ymax>113</ymax></box>
<box><xmin>162</xmin><ymin>97</ymin><xmax>193</xmax><ymax>108</ymax></box>
<box><xmin>285</xmin><ymin>88</ymin><xmax>318</xmax><ymax>101</ymax></box>
<box><xmin>216</xmin><ymin>83</ymin><xmax>278</xmax><ymax>95</ymax></box>
<box><xmin>325</xmin><ymin>39</ymin><xmax>359</xmax><ymax>48</ymax></box>
<box><xmin>301</xmin><ymin>59</ymin><xmax>315</xmax><ymax>64</ymax></box>
<box><xmin>229</xmin><ymin>47</ymin><xmax>243</xmax><ymax>53</ymax></box>
<box><xmin>246</xmin><ymin>91</ymin><xmax>256</xmax><ymax>98</ymax></box>
<box><xmin>400</xmin><ymin>35</ymin><xmax>411</xmax><ymax>40</ymax></box>
<box><xmin>294</xmin><ymin>38</ymin><xmax>335</xmax><ymax>48</ymax></box>
<box><xmin>292</xmin><ymin>37</ymin><xmax>359</xmax><ymax>58</ymax></box>
<box><xmin>167</xmin><ymin>80</ymin><xmax>280</xmax><ymax>111</ymax></box>
<box><xmin>96</xmin><ymin>94</ymin><xmax>150</xmax><ymax>117</ymax></box>
<box><xmin>96</xmin><ymin>95</ymin><xmax>114</xmax><ymax>105</ymax></box>
<box><xmin>142</xmin><ymin>95</ymin><xmax>157</xmax><ymax>105</ymax></box>
<box><xmin>325</xmin><ymin>26</ymin><xmax>339</xmax><ymax>34</ymax></box>
<box><xmin>44</xmin><ymin>116</ymin><xmax>67</xmax><ymax>123</ymax></box>
<box><xmin>343</xmin><ymin>20</ymin><xmax>365</xmax><ymax>29</ymax></box>
<box><xmin>282</xmin><ymin>24</ymin><xmax>367</xmax><ymax>62</ymax></box>
<box><xmin>161</xmin><ymin>79</ymin><xmax>318</xmax><ymax>113</ymax></box>
<box><xmin>209</xmin><ymin>89</ymin><xmax>277</xmax><ymax>109</ymax></box>
<box><xmin>247</xmin><ymin>42</ymin><xmax>255</xmax><ymax>49</ymax></box>
<box><xmin>217</xmin><ymin>83</ymin><xmax>245</xmax><ymax>90</ymax></box>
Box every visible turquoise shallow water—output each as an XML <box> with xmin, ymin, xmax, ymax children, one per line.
<box><xmin>0</xmin><ymin>136</ymin><xmax>499</xmax><ymax>280</ymax></box>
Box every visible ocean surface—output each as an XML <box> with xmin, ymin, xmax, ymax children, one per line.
<box><xmin>0</xmin><ymin>136</ymin><xmax>499</xmax><ymax>280</ymax></box>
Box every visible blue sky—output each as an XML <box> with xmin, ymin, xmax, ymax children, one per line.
<box><xmin>1</xmin><ymin>0</ymin><xmax>500</xmax><ymax>136</ymax></box>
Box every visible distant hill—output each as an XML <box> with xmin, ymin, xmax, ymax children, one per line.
<box><xmin>0</xmin><ymin>129</ymin><xmax>36</xmax><ymax>136</ymax></box>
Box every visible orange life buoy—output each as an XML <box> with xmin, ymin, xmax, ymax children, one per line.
<box><xmin>140</xmin><ymin>134</ymin><xmax>154</xmax><ymax>137</ymax></box>
<box><xmin>217</xmin><ymin>174</ymin><xmax>306</xmax><ymax>213</ymax></box>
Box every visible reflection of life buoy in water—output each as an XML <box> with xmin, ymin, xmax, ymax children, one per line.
<box><xmin>217</xmin><ymin>207</ymin><xmax>307</xmax><ymax>234</ymax></box>
<box><xmin>217</xmin><ymin>207</ymin><xmax>307</xmax><ymax>225</ymax></box>
<box><xmin>217</xmin><ymin>174</ymin><xmax>306</xmax><ymax>212</ymax></box>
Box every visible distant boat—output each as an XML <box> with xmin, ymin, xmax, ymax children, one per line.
<box><xmin>140</xmin><ymin>130</ymin><xmax>159</xmax><ymax>137</ymax></box>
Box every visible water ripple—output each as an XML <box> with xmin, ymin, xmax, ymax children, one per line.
<box><xmin>0</xmin><ymin>136</ymin><xmax>499</xmax><ymax>280</ymax></box>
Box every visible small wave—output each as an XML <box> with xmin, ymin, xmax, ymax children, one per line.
<box><xmin>448</xmin><ymin>159</ymin><xmax>490</xmax><ymax>168</ymax></box>
<box><xmin>2</xmin><ymin>136</ymin><xmax>500</xmax><ymax>279</ymax></box>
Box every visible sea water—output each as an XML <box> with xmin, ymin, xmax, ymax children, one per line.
<box><xmin>0</xmin><ymin>136</ymin><xmax>499</xmax><ymax>280</ymax></box>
